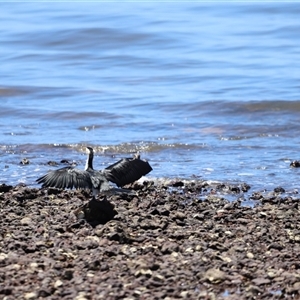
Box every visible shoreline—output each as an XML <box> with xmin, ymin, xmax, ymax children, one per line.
<box><xmin>1</xmin><ymin>180</ymin><xmax>300</xmax><ymax>299</ymax></box>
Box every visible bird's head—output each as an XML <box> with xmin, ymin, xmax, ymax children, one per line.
<box><xmin>86</xmin><ymin>147</ymin><xmax>94</xmax><ymax>155</ymax></box>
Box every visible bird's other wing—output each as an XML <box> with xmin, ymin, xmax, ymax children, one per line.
<box><xmin>36</xmin><ymin>167</ymin><xmax>92</xmax><ymax>190</ymax></box>
<box><xmin>103</xmin><ymin>156</ymin><xmax>152</xmax><ymax>187</ymax></box>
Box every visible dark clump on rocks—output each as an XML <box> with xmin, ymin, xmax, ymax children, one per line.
<box><xmin>74</xmin><ymin>198</ymin><xmax>117</xmax><ymax>227</ymax></box>
<box><xmin>1</xmin><ymin>180</ymin><xmax>300</xmax><ymax>299</ymax></box>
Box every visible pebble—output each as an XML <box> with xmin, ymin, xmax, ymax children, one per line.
<box><xmin>20</xmin><ymin>217</ymin><xmax>33</xmax><ymax>225</ymax></box>
<box><xmin>24</xmin><ymin>292</ymin><xmax>37</xmax><ymax>299</ymax></box>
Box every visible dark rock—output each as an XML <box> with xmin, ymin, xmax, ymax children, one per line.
<box><xmin>161</xmin><ymin>242</ymin><xmax>179</xmax><ymax>254</ymax></box>
<box><xmin>241</xmin><ymin>183</ymin><xmax>251</xmax><ymax>192</ymax></box>
<box><xmin>46</xmin><ymin>187</ymin><xmax>61</xmax><ymax>195</ymax></box>
<box><xmin>0</xmin><ymin>288</ymin><xmax>12</xmax><ymax>295</ymax></box>
<box><xmin>267</xmin><ymin>243</ymin><xmax>284</xmax><ymax>250</ymax></box>
<box><xmin>47</xmin><ymin>161</ymin><xmax>58</xmax><ymax>166</ymax></box>
<box><xmin>0</xmin><ymin>183</ymin><xmax>13</xmax><ymax>193</ymax></box>
<box><xmin>62</xmin><ymin>270</ymin><xmax>73</xmax><ymax>280</ymax></box>
<box><xmin>172</xmin><ymin>181</ymin><xmax>184</xmax><ymax>187</ymax></box>
<box><xmin>290</xmin><ymin>160</ymin><xmax>300</xmax><ymax>168</ymax></box>
<box><xmin>274</xmin><ymin>186</ymin><xmax>285</xmax><ymax>193</ymax></box>
<box><xmin>38</xmin><ymin>289</ymin><xmax>52</xmax><ymax>297</ymax></box>
<box><xmin>20</xmin><ymin>158</ymin><xmax>30</xmax><ymax>165</ymax></box>
<box><xmin>230</xmin><ymin>186</ymin><xmax>240</xmax><ymax>193</ymax></box>
<box><xmin>60</xmin><ymin>159</ymin><xmax>71</xmax><ymax>164</ymax></box>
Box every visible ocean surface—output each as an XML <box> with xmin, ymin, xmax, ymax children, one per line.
<box><xmin>1</xmin><ymin>2</ymin><xmax>300</xmax><ymax>194</ymax></box>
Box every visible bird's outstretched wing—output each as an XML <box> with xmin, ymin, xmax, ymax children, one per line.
<box><xmin>36</xmin><ymin>167</ymin><xmax>93</xmax><ymax>190</ymax></box>
<box><xmin>103</xmin><ymin>155</ymin><xmax>152</xmax><ymax>187</ymax></box>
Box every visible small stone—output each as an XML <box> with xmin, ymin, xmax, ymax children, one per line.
<box><xmin>30</xmin><ymin>262</ymin><xmax>39</xmax><ymax>269</ymax></box>
<box><xmin>161</xmin><ymin>241</ymin><xmax>179</xmax><ymax>254</ymax></box>
<box><xmin>9</xmin><ymin>264</ymin><xmax>21</xmax><ymax>270</ymax></box>
<box><xmin>185</xmin><ymin>247</ymin><xmax>194</xmax><ymax>253</ymax></box>
<box><xmin>247</xmin><ymin>252</ymin><xmax>254</xmax><ymax>259</ymax></box>
<box><xmin>180</xmin><ymin>291</ymin><xmax>189</xmax><ymax>297</ymax></box>
<box><xmin>204</xmin><ymin>268</ymin><xmax>226</xmax><ymax>283</ymax></box>
<box><xmin>219</xmin><ymin>256</ymin><xmax>232</xmax><ymax>263</ymax></box>
<box><xmin>24</xmin><ymin>292</ymin><xmax>37</xmax><ymax>299</ymax></box>
<box><xmin>75</xmin><ymin>292</ymin><xmax>88</xmax><ymax>300</ymax></box>
<box><xmin>267</xmin><ymin>271</ymin><xmax>276</xmax><ymax>278</ymax></box>
<box><xmin>20</xmin><ymin>217</ymin><xmax>33</xmax><ymax>225</ymax></box>
<box><xmin>152</xmin><ymin>273</ymin><xmax>165</xmax><ymax>281</ymax></box>
<box><xmin>252</xmin><ymin>277</ymin><xmax>271</xmax><ymax>285</ymax></box>
<box><xmin>54</xmin><ymin>279</ymin><xmax>63</xmax><ymax>288</ymax></box>
<box><xmin>0</xmin><ymin>252</ymin><xmax>8</xmax><ymax>262</ymax></box>
<box><xmin>135</xmin><ymin>269</ymin><xmax>153</xmax><ymax>277</ymax></box>
<box><xmin>195</xmin><ymin>245</ymin><xmax>202</xmax><ymax>251</ymax></box>
<box><xmin>172</xmin><ymin>211</ymin><xmax>186</xmax><ymax>220</ymax></box>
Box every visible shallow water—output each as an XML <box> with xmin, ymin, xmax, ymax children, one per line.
<box><xmin>1</xmin><ymin>3</ymin><xmax>300</xmax><ymax>191</ymax></box>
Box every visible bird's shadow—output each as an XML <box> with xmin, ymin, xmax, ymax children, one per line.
<box><xmin>74</xmin><ymin>198</ymin><xmax>117</xmax><ymax>228</ymax></box>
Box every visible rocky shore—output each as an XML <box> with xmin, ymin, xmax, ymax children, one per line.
<box><xmin>1</xmin><ymin>180</ymin><xmax>300</xmax><ymax>299</ymax></box>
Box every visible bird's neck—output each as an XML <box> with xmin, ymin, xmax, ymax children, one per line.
<box><xmin>85</xmin><ymin>152</ymin><xmax>94</xmax><ymax>170</ymax></box>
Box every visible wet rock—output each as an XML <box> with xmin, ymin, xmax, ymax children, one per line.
<box><xmin>20</xmin><ymin>158</ymin><xmax>30</xmax><ymax>165</ymax></box>
<box><xmin>250</xmin><ymin>192</ymin><xmax>263</xmax><ymax>200</ymax></box>
<box><xmin>241</xmin><ymin>183</ymin><xmax>251</xmax><ymax>192</ymax></box>
<box><xmin>172</xmin><ymin>181</ymin><xmax>184</xmax><ymax>187</ymax></box>
<box><xmin>0</xmin><ymin>183</ymin><xmax>13</xmax><ymax>193</ymax></box>
<box><xmin>290</xmin><ymin>160</ymin><xmax>300</xmax><ymax>168</ymax></box>
<box><xmin>229</xmin><ymin>186</ymin><xmax>240</xmax><ymax>193</ymax></box>
<box><xmin>274</xmin><ymin>186</ymin><xmax>285</xmax><ymax>193</ymax></box>
<box><xmin>60</xmin><ymin>159</ymin><xmax>73</xmax><ymax>165</ymax></box>
<box><xmin>47</xmin><ymin>160</ymin><xmax>58</xmax><ymax>166</ymax></box>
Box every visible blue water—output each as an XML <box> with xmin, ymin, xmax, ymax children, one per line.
<box><xmin>1</xmin><ymin>3</ymin><xmax>300</xmax><ymax>191</ymax></box>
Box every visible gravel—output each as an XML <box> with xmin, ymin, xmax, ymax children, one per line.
<box><xmin>1</xmin><ymin>180</ymin><xmax>300</xmax><ymax>299</ymax></box>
